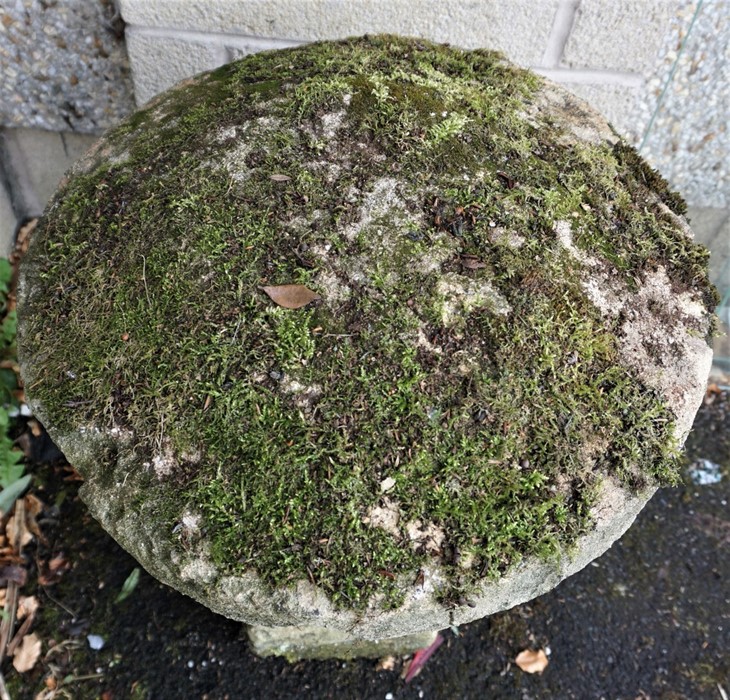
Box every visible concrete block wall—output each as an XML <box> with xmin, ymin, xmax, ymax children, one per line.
<box><xmin>118</xmin><ymin>1</ymin><xmax>678</xmax><ymax>142</ymax></box>
<box><xmin>0</xmin><ymin>129</ymin><xmax>97</xmax><ymax>255</ymax></box>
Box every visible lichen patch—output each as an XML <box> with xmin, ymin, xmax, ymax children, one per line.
<box><xmin>488</xmin><ymin>227</ymin><xmax>525</xmax><ymax>249</ymax></box>
<box><xmin>313</xmin><ymin>269</ymin><xmax>351</xmax><ymax>308</ymax></box>
<box><xmin>436</xmin><ymin>272</ymin><xmax>511</xmax><ymax>327</ymax></box>
<box><xmin>152</xmin><ymin>440</ymin><xmax>178</xmax><ymax>479</ymax></box>
<box><xmin>279</xmin><ymin>376</ymin><xmax>322</xmax><ymax>411</ymax></box>
<box><xmin>364</xmin><ymin>499</ymin><xmax>401</xmax><ymax>538</ymax></box>
<box><xmin>320</xmin><ymin>110</ymin><xmax>346</xmax><ymax>139</ymax></box>
<box><xmin>406</xmin><ymin>520</ymin><xmax>446</xmax><ymax>555</ymax></box>
<box><xmin>614</xmin><ymin>267</ymin><xmax>713</xmax><ymax>438</ymax></box>
<box><xmin>553</xmin><ymin>219</ymin><xmax>586</xmax><ymax>262</ymax></box>
<box><xmin>342</xmin><ymin>177</ymin><xmax>414</xmax><ymax>242</ymax></box>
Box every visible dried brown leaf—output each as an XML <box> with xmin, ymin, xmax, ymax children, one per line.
<box><xmin>270</xmin><ymin>173</ymin><xmax>291</xmax><ymax>182</ymax></box>
<box><xmin>261</xmin><ymin>284</ymin><xmax>320</xmax><ymax>309</ymax></box>
<box><xmin>0</xmin><ymin>564</ymin><xmax>27</xmax><ymax>586</ymax></box>
<box><xmin>24</xmin><ymin>494</ymin><xmax>45</xmax><ymax>541</ymax></box>
<box><xmin>515</xmin><ymin>648</ymin><xmax>549</xmax><ymax>674</ymax></box>
<box><xmin>7</xmin><ymin>512</ymin><xmax>34</xmax><ymax>550</ymax></box>
<box><xmin>12</xmin><ymin>632</ymin><xmax>42</xmax><ymax>673</ymax></box>
<box><xmin>375</xmin><ymin>655</ymin><xmax>397</xmax><ymax>671</ymax></box>
<box><xmin>17</xmin><ymin>595</ymin><xmax>39</xmax><ymax>620</ymax></box>
<box><xmin>38</xmin><ymin>553</ymin><xmax>71</xmax><ymax>585</ymax></box>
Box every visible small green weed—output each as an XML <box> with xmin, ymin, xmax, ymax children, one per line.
<box><xmin>0</xmin><ymin>257</ymin><xmax>29</xmax><ymax>514</ymax></box>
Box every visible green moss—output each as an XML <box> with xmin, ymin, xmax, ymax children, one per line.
<box><xmin>19</xmin><ymin>36</ymin><xmax>716</xmax><ymax>609</ymax></box>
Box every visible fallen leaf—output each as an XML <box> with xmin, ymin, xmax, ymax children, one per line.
<box><xmin>515</xmin><ymin>648</ymin><xmax>549</xmax><ymax>674</ymax></box>
<box><xmin>12</xmin><ymin>632</ymin><xmax>42</xmax><ymax>673</ymax></box>
<box><xmin>0</xmin><ymin>564</ymin><xmax>27</xmax><ymax>586</ymax></box>
<box><xmin>496</xmin><ymin>170</ymin><xmax>516</xmax><ymax>189</ymax></box>
<box><xmin>375</xmin><ymin>655</ymin><xmax>396</xmax><ymax>672</ymax></box>
<box><xmin>24</xmin><ymin>494</ymin><xmax>46</xmax><ymax>542</ymax></box>
<box><xmin>6</xmin><ymin>494</ymin><xmax>44</xmax><ymax>552</ymax></box>
<box><xmin>17</xmin><ymin>595</ymin><xmax>39</xmax><ymax>620</ymax></box>
<box><xmin>7</xmin><ymin>595</ymin><xmax>41</xmax><ymax>657</ymax></box>
<box><xmin>49</xmin><ymin>554</ymin><xmax>69</xmax><ymax>572</ymax></box>
<box><xmin>270</xmin><ymin>173</ymin><xmax>291</xmax><ymax>182</ymax></box>
<box><xmin>261</xmin><ymin>284</ymin><xmax>320</xmax><ymax>309</ymax></box>
<box><xmin>38</xmin><ymin>553</ymin><xmax>71</xmax><ymax>585</ymax></box>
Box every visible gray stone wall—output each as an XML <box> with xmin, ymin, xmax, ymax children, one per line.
<box><xmin>0</xmin><ymin>0</ymin><xmax>135</xmax><ymax>133</ymax></box>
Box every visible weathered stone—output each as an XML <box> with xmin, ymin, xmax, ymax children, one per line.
<box><xmin>17</xmin><ymin>36</ymin><xmax>716</xmax><ymax>659</ymax></box>
<box><xmin>246</xmin><ymin>625</ymin><xmax>437</xmax><ymax>661</ymax></box>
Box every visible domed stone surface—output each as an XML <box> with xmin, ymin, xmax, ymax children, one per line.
<box><xmin>18</xmin><ymin>36</ymin><xmax>716</xmax><ymax>649</ymax></box>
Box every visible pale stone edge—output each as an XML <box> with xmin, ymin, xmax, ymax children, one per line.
<box><xmin>246</xmin><ymin>625</ymin><xmax>438</xmax><ymax>660</ymax></box>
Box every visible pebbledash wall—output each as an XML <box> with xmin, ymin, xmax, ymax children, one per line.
<box><xmin>1</xmin><ymin>0</ymin><xmax>729</xmax><ymax>367</ymax></box>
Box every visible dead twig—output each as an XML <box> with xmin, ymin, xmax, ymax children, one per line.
<box><xmin>0</xmin><ymin>670</ymin><xmax>11</xmax><ymax>700</ymax></box>
<box><xmin>0</xmin><ymin>498</ymin><xmax>25</xmax><ymax>660</ymax></box>
<box><xmin>6</xmin><ymin>604</ymin><xmax>36</xmax><ymax>657</ymax></box>
<box><xmin>41</xmin><ymin>587</ymin><xmax>77</xmax><ymax>618</ymax></box>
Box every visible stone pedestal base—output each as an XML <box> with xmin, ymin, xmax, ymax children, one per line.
<box><xmin>246</xmin><ymin>624</ymin><xmax>438</xmax><ymax>661</ymax></box>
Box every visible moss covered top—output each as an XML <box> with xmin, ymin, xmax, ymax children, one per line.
<box><xmin>19</xmin><ymin>36</ymin><xmax>717</xmax><ymax>610</ymax></box>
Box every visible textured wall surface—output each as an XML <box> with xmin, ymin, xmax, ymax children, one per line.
<box><xmin>0</xmin><ymin>0</ymin><xmax>135</xmax><ymax>133</ymax></box>
<box><xmin>638</xmin><ymin>1</ymin><xmax>729</xmax><ymax>210</ymax></box>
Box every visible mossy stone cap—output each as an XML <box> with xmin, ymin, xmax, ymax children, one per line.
<box><xmin>18</xmin><ymin>35</ymin><xmax>716</xmax><ymax>637</ymax></box>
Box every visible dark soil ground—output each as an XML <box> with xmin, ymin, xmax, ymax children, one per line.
<box><xmin>4</xmin><ymin>384</ymin><xmax>729</xmax><ymax>700</ymax></box>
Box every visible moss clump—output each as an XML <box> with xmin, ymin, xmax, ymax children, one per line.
<box><xmin>19</xmin><ymin>36</ymin><xmax>716</xmax><ymax>609</ymax></box>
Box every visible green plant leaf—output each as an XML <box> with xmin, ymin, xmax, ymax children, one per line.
<box><xmin>0</xmin><ymin>259</ymin><xmax>11</xmax><ymax>284</ymax></box>
<box><xmin>0</xmin><ymin>473</ymin><xmax>31</xmax><ymax>514</ymax></box>
<box><xmin>0</xmin><ymin>259</ymin><xmax>11</xmax><ymax>297</ymax></box>
<box><xmin>115</xmin><ymin>567</ymin><xmax>141</xmax><ymax>604</ymax></box>
<box><xmin>1</xmin><ymin>310</ymin><xmax>17</xmax><ymax>346</ymax></box>
<box><xmin>0</xmin><ymin>369</ymin><xmax>18</xmax><ymax>403</ymax></box>
<box><xmin>0</xmin><ymin>442</ymin><xmax>24</xmax><ymax>489</ymax></box>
